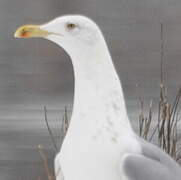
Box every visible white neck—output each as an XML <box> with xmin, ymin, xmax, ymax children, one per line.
<box><xmin>66</xmin><ymin>35</ymin><xmax>132</xmax><ymax>131</ymax></box>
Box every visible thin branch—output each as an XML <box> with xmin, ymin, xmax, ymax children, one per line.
<box><xmin>160</xmin><ymin>21</ymin><xmax>164</xmax><ymax>87</ymax></box>
<box><xmin>44</xmin><ymin>106</ymin><xmax>58</xmax><ymax>153</ymax></box>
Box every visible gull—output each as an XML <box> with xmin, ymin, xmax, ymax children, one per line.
<box><xmin>14</xmin><ymin>15</ymin><xmax>181</xmax><ymax>180</ymax></box>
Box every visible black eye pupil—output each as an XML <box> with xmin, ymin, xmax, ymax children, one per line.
<box><xmin>67</xmin><ymin>23</ymin><xmax>76</xmax><ymax>29</ymax></box>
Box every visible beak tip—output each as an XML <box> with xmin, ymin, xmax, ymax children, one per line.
<box><xmin>14</xmin><ymin>29</ymin><xmax>21</xmax><ymax>38</ymax></box>
<box><xmin>14</xmin><ymin>33</ymin><xmax>18</xmax><ymax>38</ymax></box>
<box><xmin>13</xmin><ymin>25</ymin><xmax>48</xmax><ymax>39</ymax></box>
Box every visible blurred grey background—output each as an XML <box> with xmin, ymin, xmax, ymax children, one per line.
<box><xmin>0</xmin><ymin>0</ymin><xmax>181</xmax><ymax>179</ymax></box>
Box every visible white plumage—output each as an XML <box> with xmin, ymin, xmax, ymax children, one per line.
<box><xmin>15</xmin><ymin>15</ymin><xmax>181</xmax><ymax>180</ymax></box>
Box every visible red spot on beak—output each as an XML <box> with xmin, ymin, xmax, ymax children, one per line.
<box><xmin>21</xmin><ymin>31</ymin><xmax>30</xmax><ymax>38</ymax></box>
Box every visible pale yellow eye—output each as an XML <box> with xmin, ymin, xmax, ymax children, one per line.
<box><xmin>67</xmin><ymin>23</ymin><xmax>76</xmax><ymax>30</ymax></box>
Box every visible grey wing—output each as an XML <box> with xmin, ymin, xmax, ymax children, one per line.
<box><xmin>121</xmin><ymin>137</ymin><xmax>181</xmax><ymax>180</ymax></box>
<box><xmin>139</xmin><ymin>138</ymin><xmax>181</xmax><ymax>170</ymax></box>
<box><xmin>54</xmin><ymin>153</ymin><xmax>64</xmax><ymax>180</ymax></box>
<box><xmin>122</xmin><ymin>153</ymin><xmax>180</xmax><ymax>180</ymax></box>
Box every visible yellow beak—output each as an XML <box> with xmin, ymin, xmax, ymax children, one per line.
<box><xmin>14</xmin><ymin>24</ymin><xmax>50</xmax><ymax>38</ymax></box>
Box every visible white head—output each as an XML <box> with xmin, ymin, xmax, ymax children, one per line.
<box><xmin>14</xmin><ymin>15</ymin><xmax>105</xmax><ymax>57</ymax></box>
<box><xmin>14</xmin><ymin>15</ymin><xmax>128</xmax><ymax>122</ymax></box>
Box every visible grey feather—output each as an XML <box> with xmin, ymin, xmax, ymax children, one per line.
<box><xmin>122</xmin><ymin>137</ymin><xmax>181</xmax><ymax>180</ymax></box>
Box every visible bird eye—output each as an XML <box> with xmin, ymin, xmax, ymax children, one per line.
<box><xmin>66</xmin><ymin>23</ymin><xmax>76</xmax><ymax>30</ymax></box>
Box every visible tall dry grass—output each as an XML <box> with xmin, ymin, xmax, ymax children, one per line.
<box><xmin>138</xmin><ymin>87</ymin><xmax>181</xmax><ymax>162</ymax></box>
<box><xmin>138</xmin><ymin>22</ymin><xmax>181</xmax><ymax>162</ymax></box>
<box><xmin>36</xmin><ymin>106</ymin><xmax>69</xmax><ymax>180</ymax></box>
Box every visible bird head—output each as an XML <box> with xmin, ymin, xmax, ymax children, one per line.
<box><xmin>14</xmin><ymin>15</ymin><xmax>103</xmax><ymax>55</ymax></box>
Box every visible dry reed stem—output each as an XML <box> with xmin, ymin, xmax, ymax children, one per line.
<box><xmin>38</xmin><ymin>144</ymin><xmax>55</xmax><ymax>180</ymax></box>
<box><xmin>62</xmin><ymin>106</ymin><xmax>70</xmax><ymax>136</ymax></box>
